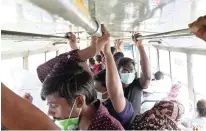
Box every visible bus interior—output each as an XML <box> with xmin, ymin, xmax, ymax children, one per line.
<box><xmin>1</xmin><ymin>0</ymin><xmax>206</xmax><ymax>129</ymax></box>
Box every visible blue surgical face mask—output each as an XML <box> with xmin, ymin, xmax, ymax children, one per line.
<box><xmin>120</xmin><ymin>73</ymin><xmax>135</xmax><ymax>84</ymax></box>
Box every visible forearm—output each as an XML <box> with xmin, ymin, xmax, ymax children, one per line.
<box><xmin>138</xmin><ymin>45</ymin><xmax>151</xmax><ymax>88</ymax></box>
<box><xmin>105</xmin><ymin>53</ymin><xmax>125</xmax><ymax>112</ymax></box>
<box><xmin>1</xmin><ymin>83</ymin><xmax>59</xmax><ymax>130</ymax></box>
<box><xmin>138</xmin><ymin>46</ymin><xmax>151</xmax><ymax>78</ymax></box>
<box><xmin>77</xmin><ymin>45</ymin><xmax>96</xmax><ymax>61</ymax></box>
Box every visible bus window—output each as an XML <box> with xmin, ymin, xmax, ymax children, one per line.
<box><xmin>46</xmin><ymin>51</ymin><xmax>56</xmax><ymax>61</ymax></box>
<box><xmin>192</xmin><ymin>54</ymin><xmax>206</xmax><ymax>102</ymax></box>
<box><xmin>28</xmin><ymin>53</ymin><xmax>45</xmax><ymax>74</ymax></box>
<box><xmin>123</xmin><ymin>44</ymin><xmax>134</xmax><ymax>59</ymax></box>
<box><xmin>149</xmin><ymin>47</ymin><xmax>158</xmax><ymax>73</ymax></box>
<box><xmin>170</xmin><ymin>52</ymin><xmax>189</xmax><ymax>111</ymax></box>
<box><xmin>159</xmin><ymin>50</ymin><xmax>170</xmax><ymax>75</ymax></box>
<box><xmin>171</xmin><ymin>52</ymin><xmax>188</xmax><ymax>84</ymax></box>
<box><xmin>1</xmin><ymin>57</ymin><xmax>23</xmax><ymax>90</ymax></box>
<box><xmin>1</xmin><ymin>57</ymin><xmax>23</xmax><ymax>69</ymax></box>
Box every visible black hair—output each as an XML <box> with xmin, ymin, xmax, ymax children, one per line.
<box><xmin>94</xmin><ymin>69</ymin><xmax>106</xmax><ymax>88</ymax></box>
<box><xmin>197</xmin><ymin>99</ymin><xmax>206</xmax><ymax>117</ymax></box>
<box><xmin>89</xmin><ymin>58</ymin><xmax>95</xmax><ymax>65</ymax></box>
<box><xmin>154</xmin><ymin>71</ymin><xmax>164</xmax><ymax>80</ymax></box>
<box><xmin>117</xmin><ymin>57</ymin><xmax>135</xmax><ymax>71</ymax></box>
<box><xmin>113</xmin><ymin>52</ymin><xmax>124</xmax><ymax>63</ymax></box>
<box><xmin>111</xmin><ymin>47</ymin><xmax>116</xmax><ymax>54</ymax></box>
<box><xmin>41</xmin><ymin>60</ymin><xmax>97</xmax><ymax>105</ymax></box>
<box><xmin>95</xmin><ymin>55</ymin><xmax>102</xmax><ymax>63</ymax></box>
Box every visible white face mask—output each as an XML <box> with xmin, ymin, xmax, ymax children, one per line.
<box><xmin>97</xmin><ymin>91</ymin><xmax>108</xmax><ymax>102</ymax></box>
<box><xmin>120</xmin><ymin>72</ymin><xmax>135</xmax><ymax>84</ymax></box>
<box><xmin>54</xmin><ymin>99</ymin><xmax>81</xmax><ymax>130</ymax></box>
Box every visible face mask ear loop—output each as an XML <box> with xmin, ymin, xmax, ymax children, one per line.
<box><xmin>69</xmin><ymin>99</ymin><xmax>76</xmax><ymax>119</ymax></box>
<box><xmin>69</xmin><ymin>76</ymin><xmax>82</xmax><ymax>119</ymax></box>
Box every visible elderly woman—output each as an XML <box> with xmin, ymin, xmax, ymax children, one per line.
<box><xmin>130</xmin><ymin>100</ymin><xmax>184</xmax><ymax>130</ymax></box>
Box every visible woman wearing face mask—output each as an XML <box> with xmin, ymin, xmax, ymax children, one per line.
<box><xmin>94</xmin><ymin>41</ymin><xmax>134</xmax><ymax>128</ymax></box>
<box><xmin>40</xmin><ymin>60</ymin><xmax>124</xmax><ymax>130</ymax></box>
<box><xmin>117</xmin><ymin>36</ymin><xmax>151</xmax><ymax>115</ymax></box>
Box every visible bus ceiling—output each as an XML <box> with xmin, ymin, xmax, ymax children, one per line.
<box><xmin>1</xmin><ymin>0</ymin><xmax>206</xmax><ymax>58</ymax></box>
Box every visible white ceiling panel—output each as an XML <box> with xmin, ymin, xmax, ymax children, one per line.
<box><xmin>1</xmin><ymin>0</ymin><xmax>206</xmax><ymax>58</ymax></box>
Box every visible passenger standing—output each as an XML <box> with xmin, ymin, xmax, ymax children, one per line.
<box><xmin>95</xmin><ymin>55</ymin><xmax>104</xmax><ymax>73</ymax></box>
<box><xmin>37</xmin><ymin>25</ymin><xmax>124</xmax><ymax>130</ymax></box>
<box><xmin>94</xmin><ymin>40</ymin><xmax>134</xmax><ymax>129</ymax></box>
<box><xmin>37</xmin><ymin>25</ymin><xmax>108</xmax><ymax>83</ymax></box>
<box><xmin>40</xmin><ymin>60</ymin><xmax>124</xmax><ymax>130</ymax></box>
<box><xmin>117</xmin><ymin>36</ymin><xmax>151</xmax><ymax>115</ymax></box>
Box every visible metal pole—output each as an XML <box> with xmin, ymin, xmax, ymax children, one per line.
<box><xmin>29</xmin><ymin>0</ymin><xmax>102</xmax><ymax>36</ymax></box>
<box><xmin>157</xmin><ymin>49</ymin><xmax>160</xmax><ymax>70</ymax></box>
<box><xmin>135</xmin><ymin>28</ymin><xmax>192</xmax><ymax>40</ymax></box>
<box><xmin>1</xmin><ymin>30</ymin><xmax>67</xmax><ymax>41</ymax></box>
<box><xmin>187</xmin><ymin>54</ymin><xmax>196</xmax><ymax>116</ymax></box>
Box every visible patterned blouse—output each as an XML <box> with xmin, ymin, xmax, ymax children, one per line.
<box><xmin>88</xmin><ymin>100</ymin><xmax>124</xmax><ymax>130</ymax></box>
<box><xmin>37</xmin><ymin>49</ymin><xmax>92</xmax><ymax>83</ymax></box>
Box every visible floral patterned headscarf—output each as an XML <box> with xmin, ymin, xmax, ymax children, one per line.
<box><xmin>130</xmin><ymin>100</ymin><xmax>184</xmax><ymax>130</ymax></box>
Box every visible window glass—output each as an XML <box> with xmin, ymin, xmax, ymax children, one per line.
<box><xmin>1</xmin><ymin>57</ymin><xmax>23</xmax><ymax>90</ymax></box>
<box><xmin>192</xmin><ymin>54</ymin><xmax>206</xmax><ymax>100</ymax></box>
<box><xmin>28</xmin><ymin>53</ymin><xmax>45</xmax><ymax>74</ymax></box>
<box><xmin>170</xmin><ymin>52</ymin><xmax>189</xmax><ymax>114</ymax></box>
<box><xmin>46</xmin><ymin>51</ymin><xmax>56</xmax><ymax>61</ymax></box>
<box><xmin>171</xmin><ymin>52</ymin><xmax>188</xmax><ymax>84</ymax></box>
<box><xmin>159</xmin><ymin>50</ymin><xmax>170</xmax><ymax>75</ymax></box>
<box><xmin>123</xmin><ymin>44</ymin><xmax>134</xmax><ymax>59</ymax></box>
<box><xmin>150</xmin><ymin>47</ymin><xmax>158</xmax><ymax>74</ymax></box>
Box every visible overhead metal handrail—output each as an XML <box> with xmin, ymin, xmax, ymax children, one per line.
<box><xmin>29</xmin><ymin>0</ymin><xmax>102</xmax><ymax>36</ymax></box>
<box><xmin>134</xmin><ymin>28</ymin><xmax>193</xmax><ymax>40</ymax></box>
<box><xmin>1</xmin><ymin>30</ymin><xmax>67</xmax><ymax>41</ymax></box>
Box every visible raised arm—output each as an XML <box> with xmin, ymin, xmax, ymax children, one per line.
<box><xmin>1</xmin><ymin>83</ymin><xmax>59</xmax><ymax>130</ymax></box>
<box><xmin>37</xmin><ymin>25</ymin><xmax>108</xmax><ymax>82</ymax></box>
<box><xmin>132</xmin><ymin>35</ymin><xmax>151</xmax><ymax>89</ymax></box>
<box><xmin>115</xmin><ymin>39</ymin><xmax>122</xmax><ymax>52</ymax></box>
<box><xmin>103</xmin><ymin>41</ymin><xmax>126</xmax><ymax>113</ymax></box>
<box><xmin>78</xmin><ymin>24</ymin><xmax>110</xmax><ymax>61</ymax></box>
